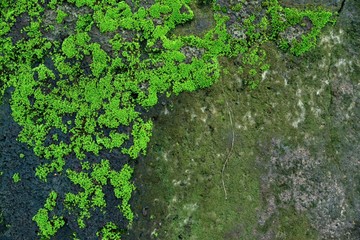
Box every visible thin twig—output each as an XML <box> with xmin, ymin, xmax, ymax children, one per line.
<box><xmin>221</xmin><ymin>97</ymin><xmax>235</xmax><ymax>200</ymax></box>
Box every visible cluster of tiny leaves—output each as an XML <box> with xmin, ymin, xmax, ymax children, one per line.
<box><xmin>32</xmin><ymin>191</ymin><xmax>65</xmax><ymax>239</ymax></box>
<box><xmin>65</xmin><ymin>160</ymin><xmax>135</xmax><ymax>228</ymax></box>
<box><xmin>264</xmin><ymin>0</ymin><xmax>334</xmax><ymax>55</ymax></box>
<box><xmin>96</xmin><ymin>222</ymin><xmax>123</xmax><ymax>240</ymax></box>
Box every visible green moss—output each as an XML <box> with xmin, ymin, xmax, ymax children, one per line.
<box><xmin>97</xmin><ymin>222</ymin><xmax>123</xmax><ymax>240</ymax></box>
<box><xmin>47</xmin><ymin>0</ymin><xmax>60</xmax><ymax>10</ymax></box>
<box><xmin>231</xmin><ymin>3</ymin><xmax>243</xmax><ymax>12</ymax></box>
<box><xmin>0</xmin><ymin>0</ymin><xmax>335</xmax><ymax>238</ymax></box>
<box><xmin>64</xmin><ymin>160</ymin><xmax>134</xmax><ymax>228</ymax></box>
<box><xmin>56</xmin><ymin>9</ymin><xmax>68</xmax><ymax>24</ymax></box>
<box><xmin>90</xmin><ymin>43</ymin><xmax>109</xmax><ymax>77</ymax></box>
<box><xmin>62</xmin><ymin>35</ymin><xmax>78</xmax><ymax>58</ymax></box>
<box><xmin>275</xmin><ymin>207</ymin><xmax>318</xmax><ymax>239</ymax></box>
<box><xmin>265</xmin><ymin>0</ymin><xmax>334</xmax><ymax>56</ymax></box>
<box><xmin>33</xmin><ymin>191</ymin><xmax>65</xmax><ymax>239</ymax></box>
<box><xmin>76</xmin><ymin>14</ymin><xmax>93</xmax><ymax>32</ymax></box>
<box><xmin>109</xmin><ymin>164</ymin><xmax>135</xmax><ymax>222</ymax></box>
<box><xmin>12</xmin><ymin>173</ymin><xmax>21</xmax><ymax>183</ymax></box>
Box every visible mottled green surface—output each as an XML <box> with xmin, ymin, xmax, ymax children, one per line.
<box><xmin>129</xmin><ymin>1</ymin><xmax>359</xmax><ymax>239</ymax></box>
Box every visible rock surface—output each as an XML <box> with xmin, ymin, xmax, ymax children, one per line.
<box><xmin>128</xmin><ymin>0</ymin><xmax>359</xmax><ymax>239</ymax></box>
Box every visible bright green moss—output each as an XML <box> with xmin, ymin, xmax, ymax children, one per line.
<box><xmin>12</xmin><ymin>173</ymin><xmax>21</xmax><ymax>183</ymax></box>
<box><xmin>90</xmin><ymin>43</ymin><xmax>109</xmax><ymax>77</ymax></box>
<box><xmin>97</xmin><ymin>222</ymin><xmax>122</xmax><ymax>240</ymax></box>
<box><xmin>249</xmin><ymin>69</ymin><xmax>257</xmax><ymax>76</ymax></box>
<box><xmin>231</xmin><ymin>3</ymin><xmax>243</xmax><ymax>12</ymax></box>
<box><xmin>44</xmin><ymin>191</ymin><xmax>58</xmax><ymax>210</ymax></box>
<box><xmin>76</xmin><ymin>13</ymin><xmax>93</xmax><ymax>32</ymax></box>
<box><xmin>33</xmin><ymin>191</ymin><xmax>65</xmax><ymax>239</ymax></box>
<box><xmin>35</xmin><ymin>157</ymin><xmax>66</xmax><ymax>181</ymax></box>
<box><xmin>64</xmin><ymin>160</ymin><xmax>134</xmax><ymax>228</ymax></box>
<box><xmin>67</xmin><ymin>0</ymin><xmax>96</xmax><ymax>8</ymax></box>
<box><xmin>75</xmin><ymin>32</ymin><xmax>91</xmax><ymax>47</ymax></box>
<box><xmin>109</xmin><ymin>164</ymin><xmax>135</xmax><ymax>222</ymax></box>
<box><xmin>123</xmin><ymin>120</ymin><xmax>153</xmax><ymax>159</ymax></box>
<box><xmin>62</xmin><ymin>36</ymin><xmax>78</xmax><ymax>58</ymax></box>
<box><xmin>261</xmin><ymin>64</ymin><xmax>270</xmax><ymax>71</ymax></box>
<box><xmin>149</xmin><ymin>3</ymin><xmax>171</xmax><ymax>18</ymax></box>
<box><xmin>33</xmin><ymin>64</ymin><xmax>55</xmax><ymax>81</ymax></box>
<box><xmin>47</xmin><ymin>0</ymin><xmax>59</xmax><ymax>10</ymax></box>
<box><xmin>56</xmin><ymin>9</ymin><xmax>68</xmax><ymax>24</ymax></box>
<box><xmin>24</xmin><ymin>21</ymin><xmax>42</xmax><ymax>38</ymax></box>
<box><xmin>91</xmin><ymin>159</ymin><xmax>110</xmax><ymax>185</ymax></box>
<box><xmin>265</xmin><ymin>0</ymin><xmax>334</xmax><ymax>56</ymax></box>
<box><xmin>260</xmin><ymin>16</ymin><xmax>269</xmax><ymax>30</ymax></box>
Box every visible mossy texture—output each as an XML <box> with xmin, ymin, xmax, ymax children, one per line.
<box><xmin>0</xmin><ymin>0</ymin><xmax>335</xmax><ymax>238</ymax></box>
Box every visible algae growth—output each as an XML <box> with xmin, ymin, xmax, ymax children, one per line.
<box><xmin>0</xmin><ymin>0</ymin><xmax>338</xmax><ymax>239</ymax></box>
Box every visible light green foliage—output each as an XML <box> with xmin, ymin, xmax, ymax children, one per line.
<box><xmin>289</xmin><ymin>10</ymin><xmax>333</xmax><ymax>55</ymax></box>
<box><xmin>33</xmin><ymin>191</ymin><xmax>65</xmax><ymax>239</ymax></box>
<box><xmin>249</xmin><ymin>69</ymin><xmax>257</xmax><ymax>76</ymax></box>
<box><xmin>33</xmin><ymin>64</ymin><xmax>55</xmax><ymax>81</ymax></box>
<box><xmin>62</xmin><ymin>35</ymin><xmax>78</xmax><ymax>58</ymax></box>
<box><xmin>91</xmin><ymin>159</ymin><xmax>110</xmax><ymax>185</ymax></box>
<box><xmin>279</xmin><ymin>38</ymin><xmax>290</xmax><ymax>50</ymax></box>
<box><xmin>109</xmin><ymin>164</ymin><xmax>135</xmax><ymax>222</ymax></box>
<box><xmin>23</xmin><ymin>21</ymin><xmax>42</xmax><ymax>38</ymax></box>
<box><xmin>56</xmin><ymin>9</ymin><xmax>68</xmax><ymax>24</ymax></box>
<box><xmin>260</xmin><ymin>16</ymin><xmax>269</xmax><ymax>30</ymax></box>
<box><xmin>90</xmin><ymin>43</ymin><xmax>109</xmax><ymax>77</ymax></box>
<box><xmin>44</xmin><ymin>191</ymin><xmax>58</xmax><ymax>210</ymax></box>
<box><xmin>12</xmin><ymin>173</ymin><xmax>21</xmax><ymax>183</ymax></box>
<box><xmin>76</xmin><ymin>14</ymin><xmax>93</xmax><ymax>32</ymax></box>
<box><xmin>231</xmin><ymin>3</ymin><xmax>243</xmax><ymax>12</ymax></box>
<box><xmin>149</xmin><ymin>3</ymin><xmax>171</xmax><ymax>18</ymax></box>
<box><xmin>35</xmin><ymin>157</ymin><xmax>66</xmax><ymax>182</ymax></box>
<box><xmin>65</xmin><ymin>169</ymin><xmax>101</xmax><ymax>228</ymax></box>
<box><xmin>124</xmin><ymin>120</ymin><xmax>153</xmax><ymax>159</ymax></box>
<box><xmin>75</xmin><ymin>32</ymin><xmax>91</xmax><ymax>48</ymax></box>
<box><xmin>265</xmin><ymin>0</ymin><xmax>334</xmax><ymax>56</ymax></box>
<box><xmin>67</xmin><ymin>0</ymin><xmax>96</xmax><ymax>8</ymax></box>
<box><xmin>47</xmin><ymin>0</ymin><xmax>59</xmax><ymax>10</ymax></box>
<box><xmin>0</xmin><ymin>37</ymin><xmax>14</xmax><ymax>74</ymax></box>
<box><xmin>65</xmin><ymin>160</ymin><xmax>135</xmax><ymax>228</ymax></box>
<box><xmin>72</xmin><ymin>232</ymin><xmax>80</xmax><ymax>240</ymax></box>
<box><xmin>261</xmin><ymin>64</ymin><xmax>270</xmax><ymax>71</ymax></box>
<box><xmin>97</xmin><ymin>222</ymin><xmax>122</xmax><ymax>240</ymax></box>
